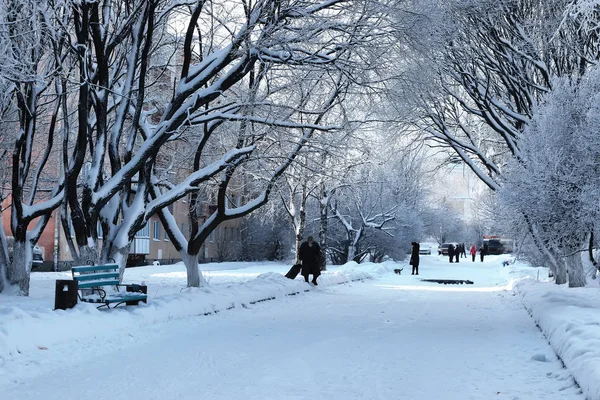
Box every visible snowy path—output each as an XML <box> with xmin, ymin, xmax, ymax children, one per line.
<box><xmin>3</xmin><ymin>260</ymin><xmax>582</xmax><ymax>399</ymax></box>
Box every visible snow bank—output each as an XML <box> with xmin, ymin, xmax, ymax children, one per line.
<box><xmin>515</xmin><ymin>280</ymin><xmax>600</xmax><ymax>399</ymax></box>
<box><xmin>0</xmin><ymin>261</ymin><xmax>394</xmax><ymax>368</ymax></box>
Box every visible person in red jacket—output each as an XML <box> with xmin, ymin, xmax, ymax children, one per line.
<box><xmin>470</xmin><ymin>244</ymin><xmax>477</xmax><ymax>262</ymax></box>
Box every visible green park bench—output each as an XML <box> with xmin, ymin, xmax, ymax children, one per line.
<box><xmin>72</xmin><ymin>264</ymin><xmax>148</xmax><ymax>308</ymax></box>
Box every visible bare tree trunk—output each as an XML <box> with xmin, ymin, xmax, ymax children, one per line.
<box><xmin>555</xmin><ymin>259</ymin><xmax>567</xmax><ymax>285</ymax></box>
<box><xmin>77</xmin><ymin>244</ymin><xmax>99</xmax><ymax>266</ymax></box>
<box><xmin>0</xmin><ymin>211</ymin><xmax>9</xmax><ymax>293</ymax></box>
<box><xmin>180</xmin><ymin>252</ymin><xmax>207</xmax><ymax>287</ymax></box>
<box><xmin>106</xmin><ymin>246</ymin><xmax>130</xmax><ymax>282</ymax></box>
<box><xmin>9</xmin><ymin>239</ymin><xmax>32</xmax><ymax>295</ymax></box>
<box><xmin>295</xmin><ymin>229</ymin><xmax>305</xmax><ymax>265</ymax></box>
<box><xmin>347</xmin><ymin>232</ymin><xmax>357</xmax><ymax>263</ymax></box>
<box><xmin>319</xmin><ymin>183</ymin><xmax>329</xmax><ymax>271</ymax></box>
<box><xmin>524</xmin><ymin>216</ymin><xmax>563</xmax><ymax>283</ymax></box>
<box><xmin>0</xmin><ymin>262</ymin><xmax>5</xmax><ymax>293</ymax></box>
<box><xmin>567</xmin><ymin>252</ymin><xmax>586</xmax><ymax>288</ymax></box>
<box><xmin>588</xmin><ymin>231</ymin><xmax>597</xmax><ymax>271</ymax></box>
<box><xmin>294</xmin><ymin>183</ymin><xmax>308</xmax><ymax>264</ymax></box>
<box><xmin>347</xmin><ymin>227</ymin><xmax>363</xmax><ymax>263</ymax></box>
<box><xmin>347</xmin><ymin>245</ymin><xmax>356</xmax><ymax>263</ymax></box>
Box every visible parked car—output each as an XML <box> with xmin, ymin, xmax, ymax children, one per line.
<box><xmin>6</xmin><ymin>236</ymin><xmax>44</xmax><ymax>268</ymax></box>
<box><xmin>32</xmin><ymin>244</ymin><xmax>44</xmax><ymax>269</ymax></box>
<box><xmin>438</xmin><ymin>243</ymin><xmax>458</xmax><ymax>256</ymax></box>
<box><xmin>484</xmin><ymin>239</ymin><xmax>505</xmax><ymax>255</ymax></box>
<box><xmin>419</xmin><ymin>244</ymin><xmax>432</xmax><ymax>255</ymax></box>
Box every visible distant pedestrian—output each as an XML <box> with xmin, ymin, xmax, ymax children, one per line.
<box><xmin>454</xmin><ymin>244</ymin><xmax>460</xmax><ymax>263</ymax></box>
<box><xmin>410</xmin><ymin>242</ymin><xmax>420</xmax><ymax>275</ymax></box>
<box><xmin>461</xmin><ymin>244</ymin><xmax>467</xmax><ymax>258</ymax></box>
<box><xmin>470</xmin><ymin>244</ymin><xmax>477</xmax><ymax>262</ymax></box>
<box><xmin>299</xmin><ymin>236</ymin><xmax>322</xmax><ymax>285</ymax></box>
<box><xmin>480</xmin><ymin>242</ymin><xmax>488</xmax><ymax>262</ymax></box>
<box><xmin>448</xmin><ymin>244</ymin><xmax>455</xmax><ymax>263</ymax></box>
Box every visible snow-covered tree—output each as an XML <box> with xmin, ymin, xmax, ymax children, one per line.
<box><xmin>414</xmin><ymin>0</ymin><xmax>597</xmax><ymax>187</ymax></box>
<box><xmin>0</xmin><ymin>0</ymin><xmax>67</xmax><ymax>294</ymax></box>
<box><xmin>328</xmin><ymin>149</ymin><xmax>426</xmax><ymax>264</ymax></box>
<box><xmin>240</xmin><ymin>201</ymin><xmax>292</xmax><ymax>262</ymax></box>
<box><xmin>51</xmin><ymin>0</ymin><xmax>394</xmax><ymax>287</ymax></box>
<box><xmin>422</xmin><ymin>203</ymin><xmax>466</xmax><ymax>245</ymax></box>
<box><xmin>500</xmin><ymin>66</ymin><xmax>600</xmax><ymax>286</ymax></box>
<box><xmin>395</xmin><ymin>0</ymin><xmax>600</xmax><ymax>285</ymax></box>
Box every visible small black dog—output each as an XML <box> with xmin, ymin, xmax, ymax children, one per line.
<box><xmin>394</xmin><ymin>268</ymin><xmax>403</xmax><ymax>275</ymax></box>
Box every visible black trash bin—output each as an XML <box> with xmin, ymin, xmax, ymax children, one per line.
<box><xmin>125</xmin><ymin>284</ymin><xmax>147</xmax><ymax>306</ymax></box>
<box><xmin>54</xmin><ymin>280</ymin><xmax>78</xmax><ymax>310</ymax></box>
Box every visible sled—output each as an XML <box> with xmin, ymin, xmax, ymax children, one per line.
<box><xmin>285</xmin><ymin>264</ymin><xmax>302</xmax><ymax>279</ymax></box>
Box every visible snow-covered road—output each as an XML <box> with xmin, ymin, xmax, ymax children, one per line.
<box><xmin>3</xmin><ymin>259</ymin><xmax>583</xmax><ymax>399</ymax></box>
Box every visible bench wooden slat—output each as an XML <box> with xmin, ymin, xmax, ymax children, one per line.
<box><xmin>81</xmin><ymin>293</ymin><xmax>147</xmax><ymax>304</ymax></box>
<box><xmin>106</xmin><ymin>293</ymin><xmax>147</xmax><ymax>302</ymax></box>
<box><xmin>73</xmin><ymin>272</ymin><xmax>120</xmax><ymax>281</ymax></box>
<box><xmin>77</xmin><ymin>280</ymin><xmax>121</xmax><ymax>289</ymax></box>
<box><xmin>72</xmin><ymin>264</ymin><xmax>118</xmax><ymax>273</ymax></box>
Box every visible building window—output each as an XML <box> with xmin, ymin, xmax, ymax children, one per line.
<box><xmin>153</xmin><ymin>221</ymin><xmax>161</xmax><ymax>241</ymax></box>
<box><xmin>181</xmin><ymin>223</ymin><xmax>187</xmax><ymax>235</ymax></box>
<box><xmin>135</xmin><ymin>222</ymin><xmax>150</xmax><ymax>238</ymax></box>
<box><xmin>209</xmin><ymin>229</ymin><xmax>215</xmax><ymax>243</ymax></box>
<box><xmin>164</xmin><ymin>228</ymin><xmax>169</xmax><ymax>241</ymax></box>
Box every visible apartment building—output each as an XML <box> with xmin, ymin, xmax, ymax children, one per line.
<box><xmin>2</xmin><ymin>193</ymin><xmax>244</xmax><ymax>270</ymax></box>
<box><xmin>429</xmin><ymin>159</ymin><xmax>485</xmax><ymax>222</ymax></box>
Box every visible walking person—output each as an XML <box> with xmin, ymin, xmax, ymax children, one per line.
<box><xmin>470</xmin><ymin>244</ymin><xmax>477</xmax><ymax>262</ymax></box>
<box><xmin>448</xmin><ymin>244</ymin><xmax>455</xmax><ymax>263</ymax></box>
<box><xmin>454</xmin><ymin>244</ymin><xmax>460</xmax><ymax>263</ymax></box>
<box><xmin>410</xmin><ymin>242</ymin><xmax>420</xmax><ymax>275</ymax></box>
<box><xmin>298</xmin><ymin>236</ymin><xmax>322</xmax><ymax>285</ymax></box>
<box><xmin>480</xmin><ymin>242</ymin><xmax>489</xmax><ymax>262</ymax></box>
<box><xmin>461</xmin><ymin>244</ymin><xmax>467</xmax><ymax>258</ymax></box>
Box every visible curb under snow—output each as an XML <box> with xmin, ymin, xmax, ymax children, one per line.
<box><xmin>514</xmin><ymin>279</ymin><xmax>598</xmax><ymax>399</ymax></box>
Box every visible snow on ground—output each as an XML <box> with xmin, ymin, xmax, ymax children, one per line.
<box><xmin>0</xmin><ymin>260</ymin><xmax>386</xmax><ymax>381</ymax></box>
<box><xmin>0</xmin><ymin>255</ymin><xmax>585</xmax><ymax>399</ymax></box>
<box><xmin>516</xmin><ymin>279</ymin><xmax>600</xmax><ymax>400</ymax></box>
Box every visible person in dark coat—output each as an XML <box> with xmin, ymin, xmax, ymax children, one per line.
<box><xmin>299</xmin><ymin>236</ymin><xmax>322</xmax><ymax>285</ymax></box>
<box><xmin>461</xmin><ymin>244</ymin><xmax>467</xmax><ymax>258</ymax></box>
<box><xmin>410</xmin><ymin>242</ymin><xmax>420</xmax><ymax>275</ymax></box>
<box><xmin>480</xmin><ymin>242</ymin><xmax>489</xmax><ymax>262</ymax></box>
<box><xmin>454</xmin><ymin>244</ymin><xmax>460</xmax><ymax>263</ymax></box>
<box><xmin>448</xmin><ymin>244</ymin><xmax>455</xmax><ymax>263</ymax></box>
